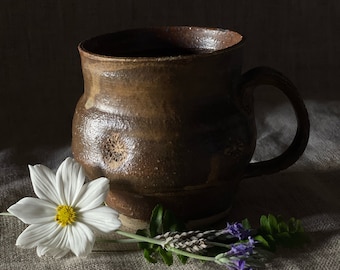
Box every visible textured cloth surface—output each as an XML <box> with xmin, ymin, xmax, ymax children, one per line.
<box><xmin>1</xmin><ymin>100</ymin><xmax>339</xmax><ymax>270</ymax></box>
<box><xmin>1</xmin><ymin>1</ymin><xmax>339</xmax><ymax>269</ymax></box>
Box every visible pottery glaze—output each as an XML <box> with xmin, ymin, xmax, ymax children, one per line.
<box><xmin>72</xmin><ymin>27</ymin><xmax>309</xmax><ymax>227</ymax></box>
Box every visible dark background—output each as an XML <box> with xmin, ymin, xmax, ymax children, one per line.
<box><xmin>1</xmin><ymin>0</ymin><xmax>339</xmax><ymax>148</ymax></box>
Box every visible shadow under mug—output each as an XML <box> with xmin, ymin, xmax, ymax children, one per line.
<box><xmin>72</xmin><ymin>27</ymin><xmax>310</xmax><ymax>228</ymax></box>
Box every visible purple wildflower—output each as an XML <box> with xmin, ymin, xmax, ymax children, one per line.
<box><xmin>215</xmin><ymin>236</ymin><xmax>257</xmax><ymax>270</ymax></box>
<box><xmin>224</xmin><ymin>222</ymin><xmax>251</xmax><ymax>240</ymax></box>
<box><xmin>228</xmin><ymin>259</ymin><xmax>253</xmax><ymax>270</ymax></box>
<box><xmin>228</xmin><ymin>236</ymin><xmax>255</xmax><ymax>257</ymax></box>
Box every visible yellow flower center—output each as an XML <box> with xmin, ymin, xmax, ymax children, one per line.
<box><xmin>55</xmin><ymin>205</ymin><xmax>76</xmax><ymax>227</ymax></box>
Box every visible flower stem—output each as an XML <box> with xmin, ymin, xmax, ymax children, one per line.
<box><xmin>166</xmin><ymin>246</ymin><xmax>216</xmax><ymax>262</ymax></box>
<box><xmin>0</xmin><ymin>212</ymin><xmax>13</xmax><ymax>216</ymax></box>
<box><xmin>206</xmin><ymin>241</ymin><xmax>232</xmax><ymax>249</ymax></box>
<box><xmin>96</xmin><ymin>238</ymin><xmax>141</xmax><ymax>244</ymax></box>
<box><xmin>115</xmin><ymin>230</ymin><xmax>165</xmax><ymax>246</ymax></box>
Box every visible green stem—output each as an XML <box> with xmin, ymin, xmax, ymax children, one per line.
<box><xmin>115</xmin><ymin>230</ymin><xmax>165</xmax><ymax>246</ymax></box>
<box><xmin>166</xmin><ymin>246</ymin><xmax>216</xmax><ymax>262</ymax></box>
<box><xmin>206</xmin><ymin>241</ymin><xmax>232</xmax><ymax>249</ymax></box>
<box><xmin>96</xmin><ymin>238</ymin><xmax>141</xmax><ymax>244</ymax></box>
<box><xmin>0</xmin><ymin>212</ymin><xmax>13</xmax><ymax>216</ymax></box>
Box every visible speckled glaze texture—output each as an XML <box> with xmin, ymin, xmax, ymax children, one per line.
<box><xmin>72</xmin><ymin>27</ymin><xmax>309</xmax><ymax>223</ymax></box>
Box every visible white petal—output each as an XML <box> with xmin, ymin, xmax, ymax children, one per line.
<box><xmin>68</xmin><ymin>222</ymin><xmax>95</xmax><ymax>257</ymax></box>
<box><xmin>16</xmin><ymin>223</ymin><xmax>61</xmax><ymax>248</ymax></box>
<box><xmin>75</xmin><ymin>177</ymin><xmax>109</xmax><ymax>211</ymax></box>
<box><xmin>7</xmin><ymin>197</ymin><xmax>56</xmax><ymax>224</ymax></box>
<box><xmin>37</xmin><ymin>246</ymin><xmax>70</xmax><ymax>258</ymax></box>
<box><xmin>47</xmin><ymin>225</ymin><xmax>70</xmax><ymax>250</ymax></box>
<box><xmin>56</xmin><ymin>158</ymin><xmax>86</xmax><ymax>205</ymax></box>
<box><xmin>29</xmin><ymin>164</ymin><xmax>61</xmax><ymax>205</ymax></box>
<box><xmin>79</xmin><ymin>206</ymin><xmax>121</xmax><ymax>233</ymax></box>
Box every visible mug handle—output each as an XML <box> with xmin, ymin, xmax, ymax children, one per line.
<box><xmin>237</xmin><ymin>66</ymin><xmax>310</xmax><ymax>178</ymax></box>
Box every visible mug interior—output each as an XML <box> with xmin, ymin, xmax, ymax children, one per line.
<box><xmin>80</xmin><ymin>27</ymin><xmax>243</xmax><ymax>58</ymax></box>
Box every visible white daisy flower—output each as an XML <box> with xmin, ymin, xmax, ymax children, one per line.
<box><xmin>7</xmin><ymin>157</ymin><xmax>121</xmax><ymax>258</ymax></box>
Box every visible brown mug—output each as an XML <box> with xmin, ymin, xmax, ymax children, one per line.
<box><xmin>72</xmin><ymin>27</ymin><xmax>309</xmax><ymax>228</ymax></box>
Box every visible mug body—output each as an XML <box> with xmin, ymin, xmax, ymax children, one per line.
<box><xmin>72</xmin><ymin>27</ymin><xmax>255</xmax><ymax>225</ymax></box>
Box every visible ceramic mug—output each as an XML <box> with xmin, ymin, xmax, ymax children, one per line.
<box><xmin>72</xmin><ymin>27</ymin><xmax>309</xmax><ymax>228</ymax></box>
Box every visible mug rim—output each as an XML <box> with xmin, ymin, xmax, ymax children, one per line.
<box><xmin>78</xmin><ymin>26</ymin><xmax>244</xmax><ymax>62</ymax></box>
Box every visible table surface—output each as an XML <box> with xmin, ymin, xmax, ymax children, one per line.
<box><xmin>1</xmin><ymin>99</ymin><xmax>339</xmax><ymax>270</ymax></box>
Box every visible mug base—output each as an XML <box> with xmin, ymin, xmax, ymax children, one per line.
<box><xmin>117</xmin><ymin>206</ymin><xmax>232</xmax><ymax>231</ymax></box>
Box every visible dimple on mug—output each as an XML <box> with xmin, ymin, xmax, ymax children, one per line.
<box><xmin>72</xmin><ymin>27</ymin><xmax>309</xmax><ymax>228</ymax></box>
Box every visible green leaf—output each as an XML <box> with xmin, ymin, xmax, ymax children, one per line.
<box><xmin>163</xmin><ymin>207</ymin><xmax>184</xmax><ymax>232</ymax></box>
<box><xmin>158</xmin><ymin>247</ymin><xmax>174</xmax><ymax>266</ymax></box>
<box><xmin>288</xmin><ymin>217</ymin><xmax>304</xmax><ymax>234</ymax></box>
<box><xmin>242</xmin><ymin>218</ymin><xmax>252</xmax><ymax>230</ymax></box>
<box><xmin>278</xmin><ymin>221</ymin><xmax>289</xmax><ymax>233</ymax></box>
<box><xmin>150</xmin><ymin>204</ymin><xmax>164</xmax><ymax>237</ymax></box>
<box><xmin>143</xmin><ymin>249</ymin><xmax>157</xmax><ymax>264</ymax></box>
<box><xmin>260</xmin><ymin>215</ymin><xmax>271</xmax><ymax>234</ymax></box>
<box><xmin>268</xmin><ymin>214</ymin><xmax>278</xmax><ymax>233</ymax></box>
<box><xmin>177</xmin><ymin>254</ymin><xmax>189</xmax><ymax>264</ymax></box>
<box><xmin>254</xmin><ymin>235</ymin><xmax>270</xmax><ymax>249</ymax></box>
